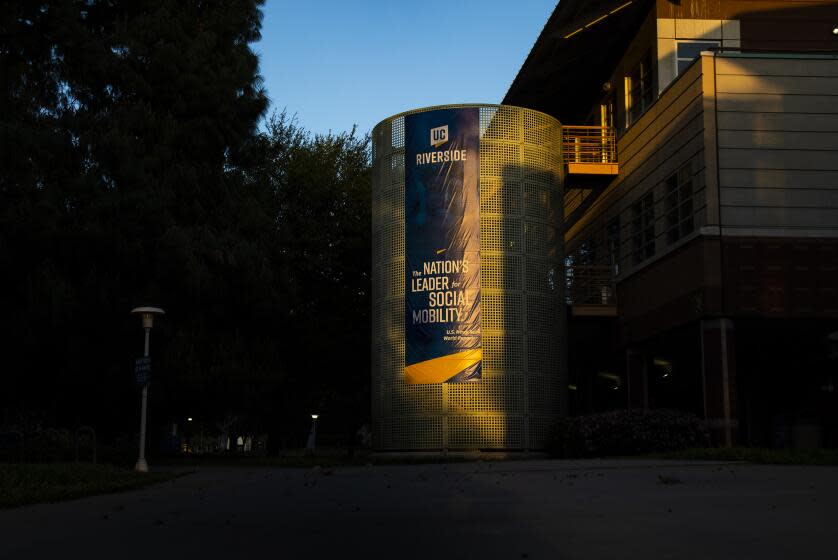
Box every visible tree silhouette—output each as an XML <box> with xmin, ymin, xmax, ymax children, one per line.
<box><xmin>1</xmin><ymin>2</ymin><xmax>371</xmax><ymax>451</ymax></box>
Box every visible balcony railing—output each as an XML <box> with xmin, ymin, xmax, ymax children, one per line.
<box><xmin>566</xmin><ymin>264</ymin><xmax>617</xmax><ymax>309</ymax></box>
<box><xmin>562</xmin><ymin>126</ymin><xmax>618</xmax><ymax>176</ymax></box>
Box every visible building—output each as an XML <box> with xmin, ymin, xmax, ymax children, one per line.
<box><xmin>505</xmin><ymin>0</ymin><xmax>838</xmax><ymax>447</ymax></box>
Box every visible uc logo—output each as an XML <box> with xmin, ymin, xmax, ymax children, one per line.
<box><xmin>430</xmin><ymin>125</ymin><xmax>449</xmax><ymax>148</ymax></box>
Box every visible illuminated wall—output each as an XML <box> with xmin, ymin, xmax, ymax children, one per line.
<box><xmin>371</xmin><ymin>104</ymin><xmax>565</xmax><ymax>450</ymax></box>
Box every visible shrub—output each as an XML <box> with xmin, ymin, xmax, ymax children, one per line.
<box><xmin>546</xmin><ymin>409</ymin><xmax>710</xmax><ymax>458</ymax></box>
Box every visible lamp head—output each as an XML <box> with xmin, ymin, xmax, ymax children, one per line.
<box><xmin>311</xmin><ymin>414</ymin><xmax>319</xmax><ymax>420</ymax></box>
<box><xmin>131</xmin><ymin>307</ymin><xmax>165</xmax><ymax>329</ymax></box>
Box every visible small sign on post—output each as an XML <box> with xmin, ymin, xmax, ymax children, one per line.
<box><xmin>135</xmin><ymin>356</ymin><xmax>151</xmax><ymax>386</ymax></box>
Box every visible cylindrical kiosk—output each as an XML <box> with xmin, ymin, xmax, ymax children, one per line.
<box><xmin>371</xmin><ymin>104</ymin><xmax>565</xmax><ymax>451</ymax></box>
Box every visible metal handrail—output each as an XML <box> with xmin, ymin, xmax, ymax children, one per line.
<box><xmin>566</xmin><ymin>264</ymin><xmax>617</xmax><ymax>306</ymax></box>
<box><xmin>562</xmin><ymin>126</ymin><xmax>617</xmax><ymax>165</ymax></box>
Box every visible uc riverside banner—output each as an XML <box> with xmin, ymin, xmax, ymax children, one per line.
<box><xmin>405</xmin><ymin>108</ymin><xmax>481</xmax><ymax>384</ymax></box>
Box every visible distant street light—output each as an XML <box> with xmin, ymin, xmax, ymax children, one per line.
<box><xmin>131</xmin><ymin>306</ymin><xmax>165</xmax><ymax>473</ymax></box>
<box><xmin>306</xmin><ymin>414</ymin><xmax>319</xmax><ymax>453</ymax></box>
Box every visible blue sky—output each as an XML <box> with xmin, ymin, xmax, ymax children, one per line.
<box><xmin>254</xmin><ymin>0</ymin><xmax>557</xmax><ymax>136</ymax></box>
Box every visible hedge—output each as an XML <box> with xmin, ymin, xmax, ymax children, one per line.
<box><xmin>547</xmin><ymin>409</ymin><xmax>710</xmax><ymax>458</ymax></box>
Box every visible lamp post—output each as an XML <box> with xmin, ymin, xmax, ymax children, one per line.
<box><xmin>131</xmin><ymin>306</ymin><xmax>164</xmax><ymax>473</ymax></box>
<box><xmin>187</xmin><ymin>416</ymin><xmax>204</xmax><ymax>454</ymax></box>
<box><xmin>305</xmin><ymin>414</ymin><xmax>319</xmax><ymax>453</ymax></box>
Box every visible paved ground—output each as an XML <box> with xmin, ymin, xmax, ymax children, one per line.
<box><xmin>2</xmin><ymin>459</ymin><xmax>837</xmax><ymax>559</ymax></box>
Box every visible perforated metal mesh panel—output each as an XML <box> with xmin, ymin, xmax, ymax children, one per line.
<box><xmin>372</xmin><ymin>104</ymin><xmax>566</xmax><ymax>450</ymax></box>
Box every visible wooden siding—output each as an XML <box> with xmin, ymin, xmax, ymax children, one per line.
<box><xmin>714</xmin><ymin>54</ymin><xmax>838</xmax><ymax>236</ymax></box>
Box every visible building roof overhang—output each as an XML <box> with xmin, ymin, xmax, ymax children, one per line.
<box><xmin>503</xmin><ymin>0</ymin><xmax>654</xmax><ymax>124</ymax></box>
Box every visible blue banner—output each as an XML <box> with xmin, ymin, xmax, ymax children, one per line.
<box><xmin>405</xmin><ymin>108</ymin><xmax>481</xmax><ymax>384</ymax></box>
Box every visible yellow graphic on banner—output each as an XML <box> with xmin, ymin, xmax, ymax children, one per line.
<box><xmin>404</xmin><ymin>349</ymin><xmax>482</xmax><ymax>385</ymax></box>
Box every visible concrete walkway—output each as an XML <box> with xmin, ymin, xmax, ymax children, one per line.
<box><xmin>2</xmin><ymin>460</ymin><xmax>836</xmax><ymax>559</ymax></box>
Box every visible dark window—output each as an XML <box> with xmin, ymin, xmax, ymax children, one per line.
<box><xmin>631</xmin><ymin>193</ymin><xmax>655</xmax><ymax>265</ymax></box>
<box><xmin>578</xmin><ymin>238</ymin><xmax>595</xmax><ymax>265</ymax></box>
<box><xmin>607</xmin><ymin>217</ymin><xmax>621</xmax><ymax>275</ymax></box>
<box><xmin>665</xmin><ymin>163</ymin><xmax>695</xmax><ymax>245</ymax></box>
<box><xmin>625</xmin><ymin>51</ymin><xmax>654</xmax><ymax>128</ymax></box>
<box><xmin>600</xmin><ymin>92</ymin><xmax>615</xmax><ymax>128</ymax></box>
<box><xmin>676</xmin><ymin>41</ymin><xmax>719</xmax><ymax>75</ymax></box>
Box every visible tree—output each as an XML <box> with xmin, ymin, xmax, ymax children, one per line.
<box><xmin>0</xmin><ymin>2</ymin><xmax>372</xmax><ymax>451</ymax></box>
<box><xmin>1</xmin><ymin>0</ymin><xmax>270</xmax><ymax>439</ymax></box>
<box><xmin>244</xmin><ymin>112</ymin><xmax>372</xmax><ymax>447</ymax></box>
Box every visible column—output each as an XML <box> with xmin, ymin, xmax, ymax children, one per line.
<box><xmin>701</xmin><ymin>318</ymin><xmax>738</xmax><ymax>446</ymax></box>
<box><xmin>626</xmin><ymin>348</ymin><xmax>648</xmax><ymax>410</ymax></box>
